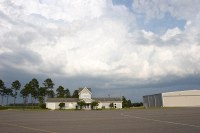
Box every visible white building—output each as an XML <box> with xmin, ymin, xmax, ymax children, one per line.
<box><xmin>143</xmin><ymin>90</ymin><xmax>200</xmax><ymax>108</ymax></box>
<box><xmin>46</xmin><ymin>87</ymin><xmax>122</xmax><ymax>110</ymax></box>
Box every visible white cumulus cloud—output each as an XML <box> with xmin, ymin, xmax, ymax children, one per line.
<box><xmin>0</xmin><ymin>0</ymin><xmax>200</xmax><ymax>89</ymax></box>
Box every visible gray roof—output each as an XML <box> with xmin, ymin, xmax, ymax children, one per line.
<box><xmin>78</xmin><ymin>87</ymin><xmax>92</xmax><ymax>93</ymax></box>
<box><xmin>46</xmin><ymin>98</ymin><xmax>78</xmax><ymax>102</ymax></box>
<box><xmin>93</xmin><ymin>97</ymin><xmax>122</xmax><ymax>102</ymax></box>
<box><xmin>46</xmin><ymin>97</ymin><xmax>122</xmax><ymax>103</ymax></box>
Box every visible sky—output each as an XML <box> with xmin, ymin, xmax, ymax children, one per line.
<box><xmin>0</xmin><ymin>0</ymin><xmax>200</xmax><ymax>102</ymax></box>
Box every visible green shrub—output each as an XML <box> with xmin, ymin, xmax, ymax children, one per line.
<box><xmin>109</xmin><ymin>103</ymin><xmax>114</xmax><ymax>108</ymax></box>
<box><xmin>0</xmin><ymin>106</ymin><xmax>8</xmax><ymax>110</ymax></box>
<box><xmin>59</xmin><ymin>103</ymin><xmax>65</xmax><ymax>109</ymax></box>
<box><xmin>9</xmin><ymin>103</ymin><xmax>39</xmax><ymax>106</ymax></box>
<box><xmin>132</xmin><ymin>102</ymin><xmax>143</xmax><ymax>107</ymax></box>
<box><xmin>91</xmin><ymin>101</ymin><xmax>99</xmax><ymax>110</ymax></box>
<box><xmin>39</xmin><ymin>103</ymin><xmax>46</xmax><ymax>109</ymax></box>
<box><xmin>6</xmin><ymin>106</ymin><xmax>40</xmax><ymax>109</ymax></box>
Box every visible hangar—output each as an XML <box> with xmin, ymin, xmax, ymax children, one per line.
<box><xmin>143</xmin><ymin>90</ymin><xmax>200</xmax><ymax>108</ymax></box>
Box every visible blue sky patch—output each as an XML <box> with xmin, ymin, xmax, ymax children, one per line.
<box><xmin>112</xmin><ymin>0</ymin><xmax>133</xmax><ymax>10</ymax></box>
<box><xmin>137</xmin><ymin>12</ymin><xmax>186</xmax><ymax>34</ymax></box>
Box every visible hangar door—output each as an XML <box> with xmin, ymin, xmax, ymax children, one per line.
<box><xmin>143</xmin><ymin>94</ymin><xmax>163</xmax><ymax>108</ymax></box>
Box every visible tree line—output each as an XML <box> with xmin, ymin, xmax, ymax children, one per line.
<box><xmin>122</xmin><ymin>96</ymin><xmax>143</xmax><ymax>108</ymax></box>
<box><xmin>0</xmin><ymin>78</ymin><xmax>143</xmax><ymax>108</ymax></box>
<box><xmin>0</xmin><ymin>78</ymin><xmax>79</xmax><ymax>107</ymax></box>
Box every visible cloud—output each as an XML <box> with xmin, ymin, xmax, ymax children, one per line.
<box><xmin>161</xmin><ymin>27</ymin><xmax>182</xmax><ymax>41</ymax></box>
<box><xmin>1</xmin><ymin>0</ymin><xmax>108</xmax><ymax>21</ymax></box>
<box><xmin>133</xmin><ymin>0</ymin><xmax>200</xmax><ymax>20</ymax></box>
<box><xmin>0</xmin><ymin>0</ymin><xmax>200</xmax><ymax>95</ymax></box>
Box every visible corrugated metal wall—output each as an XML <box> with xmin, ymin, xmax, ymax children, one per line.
<box><xmin>143</xmin><ymin>94</ymin><xmax>163</xmax><ymax>108</ymax></box>
<box><xmin>143</xmin><ymin>90</ymin><xmax>200</xmax><ymax>108</ymax></box>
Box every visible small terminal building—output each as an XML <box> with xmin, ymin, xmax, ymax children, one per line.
<box><xmin>143</xmin><ymin>90</ymin><xmax>200</xmax><ymax>108</ymax></box>
<box><xmin>46</xmin><ymin>87</ymin><xmax>122</xmax><ymax>110</ymax></box>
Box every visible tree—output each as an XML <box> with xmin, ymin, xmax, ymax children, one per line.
<box><xmin>0</xmin><ymin>80</ymin><xmax>4</xmax><ymax>90</ymax></box>
<box><xmin>47</xmin><ymin>90</ymin><xmax>55</xmax><ymax>98</ymax></box>
<box><xmin>122</xmin><ymin>96</ymin><xmax>132</xmax><ymax>108</ymax></box>
<box><xmin>109</xmin><ymin>103</ymin><xmax>114</xmax><ymax>108</ymax></box>
<box><xmin>77</xmin><ymin>100</ymin><xmax>86</xmax><ymax>109</ymax></box>
<box><xmin>56</xmin><ymin>86</ymin><xmax>65</xmax><ymax>98</ymax></box>
<box><xmin>43</xmin><ymin>78</ymin><xmax>54</xmax><ymax>89</ymax></box>
<box><xmin>20</xmin><ymin>83</ymin><xmax>31</xmax><ymax>106</ymax></box>
<box><xmin>5</xmin><ymin>88</ymin><xmax>13</xmax><ymax>106</ymax></box>
<box><xmin>65</xmin><ymin>89</ymin><xmax>71</xmax><ymax>98</ymax></box>
<box><xmin>29</xmin><ymin>78</ymin><xmax>39</xmax><ymax>106</ymax></box>
<box><xmin>72</xmin><ymin>90</ymin><xmax>79</xmax><ymax>98</ymax></box>
<box><xmin>43</xmin><ymin>78</ymin><xmax>54</xmax><ymax>98</ymax></box>
<box><xmin>0</xmin><ymin>79</ymin><xmax>6</xmax><ymax>105</ymax></box>
<box><xmin>59</xmin><ymin>102</ymin><xmax>65</xmax><ymax>109</ymax></box>
<box><xmin>38</xmin><ymin>96</ymin><xmax>46</xmax><ymax>109</ymax></box>
<box><xmin>127</xmin><ymin>100</ymin><xmax>132</xmax><ymax>107</ymax></box>
<box><xmin>122</xmin><ymin>96</ymin><xmax>127</xmax><ymax>108</ymax></box>
<box><xmin>11</xmin><ymin>80</ymin><xmax>21</xmax><ymax>105</ymax></box>
<box><xmin>91</xmin><ymin>101</ymin><xmax>99</xmax><ymax>109</ymax></box>
<box><xmin>38</xmin><ymin>87</ymin><xmax>47</xmax><ymax>98</ymax></box>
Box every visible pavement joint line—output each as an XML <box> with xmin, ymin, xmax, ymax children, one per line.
<box><xmin>120</xmin><ymin>113</ymin><xmax>200</xmax><ymax>128</ymax></box>
<box><xmin>0</xmin><ymin>122</ymin><xmax>57</xmax><ymax>133</ymax></box>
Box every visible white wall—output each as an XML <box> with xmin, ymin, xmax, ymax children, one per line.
<box><xmin>79</xmin><ymin>93</ymin><xmax>91</xmax><ymax>99</ymax></box>
<box><xmin>46</xmin><ymin>102</ymin><xmax>77</xmax><ymax>110</ymax></box>
<box><xmin>162</xmin><ymin>90</ymin><xmax>200</xmax><ymax>107</ymax></box>
<box><xmin>115</xmin><ymin>102</ymin><xmax>122</xmax><ymax>108</ymax></box>
<box><xmin>55</xmin><ymin>103</ymin><xmax>60</xmax><ymax>109</ymax></box>
<box><xmin>46</xmin><ymin>102</ymin><xmax>56</xmax><ymax>110</ymax></box>
<box><xmin>64</xmin><ymin>102</ymin><xmax>77</xmax><ymax>109</ymax></box>
<box><xmin>98</xmin><ymin>102</ymin><xmax>122</xmax><ymax>109</ymax></box>
<box><xmin>162</xmin><ymin>96</ymin><xmax>200</xmax><ymax>107</ymax></box>
<box><xmin>79</xmin><ymin>88</ymin><xmax>92</xmax><ymax>99</ymax></box>
<box><xmin>98</xmin><ymin>102</ymin><xmax>110</xmax><ymax>109</ymax></box>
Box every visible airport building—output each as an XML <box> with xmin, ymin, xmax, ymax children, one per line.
<box><xmin>143</xmin><ymin>90</ymin><xmax>200</xmax><ymax>108</ymax></box>
<box><xmin>46</xmin><ymin>87</ymin><xmax>122</xmax><ymax>110</ymax></box>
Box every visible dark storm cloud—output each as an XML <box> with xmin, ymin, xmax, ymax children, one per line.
<box><xmin>0</xmin><ymin>49</ymin><xmax>42</xmax><ymax>66</ymax></box>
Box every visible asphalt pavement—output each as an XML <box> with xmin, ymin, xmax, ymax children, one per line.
<box><xmin>0</xmin><ymin>108</ymin><xmax>200</xmax><ymax>133</ymax></box>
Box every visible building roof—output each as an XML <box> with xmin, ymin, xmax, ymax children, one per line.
<box><xmin>162</xmin><ymin>89</ymin><xmax>200</xmax><ymax>96</ymax></box>
<box><xmin>46</xmin><ymin>97</ymin><xmax>122</xmax><ymax>103</ymax></box>
<box><xmin>78</xmin><ymin>87</ymin><xmax>92</xmax><ymax>93</ymax></box>
<box><xmin>46</xmin><ymin>98</ymin><xmax>79</xmax><ymax>102</ymax></box>
<box><xmin>93</xmin><ymin>97</ymin><xmax>122</xmax><ymax>102</ymax></box>
<box><xmin>143</xmin><ymin>89</ymin><xmax>200</xmax><ymax>97</ymax></box>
